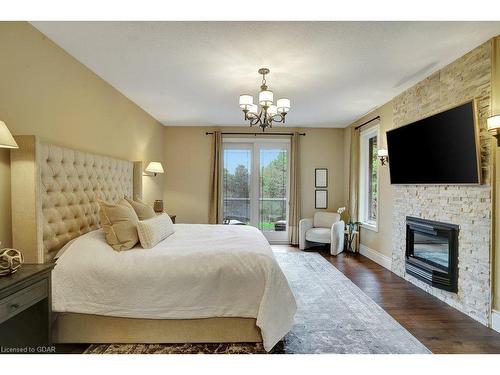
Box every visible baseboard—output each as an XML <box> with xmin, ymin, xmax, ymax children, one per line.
<box><xmin>359</xmin><ymin>244</ymin><xmax>392</xmax><ymax>271</ymax></box>
<box><xmin>492</xmin><ymin>310</ymin><xmax>500</xmax><ymax>333</ymax></box>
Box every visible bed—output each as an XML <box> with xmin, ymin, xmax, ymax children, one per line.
<box><xmin>10</xmin><ymin>136</ymin><xmax>297</xmax><ymax>352</ymax></box>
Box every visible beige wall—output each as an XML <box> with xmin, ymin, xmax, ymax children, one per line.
<box><xmin>299</xmin><ymin>127</ymin><xmax>346</xmax><ymax>218</ymax></box>
<box><xmin>163</xmin><ymin>127</ymin><xmax>213</xmax><ymax>224</ymax></box>
<box><xmin>163</xmin><ymin>126</ymin><xmax>346</xmax><ymax>224</ymax></box>
<box><xmin>344</xmin><ymin>102</ymin><xmax>394</xmax><ymax>258</ymax></box>
<box><xmin>0</xmin><ymin>22</ymin><xmax>165</xmax><ymax>247</ymax></box>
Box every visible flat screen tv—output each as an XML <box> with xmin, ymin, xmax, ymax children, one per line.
<box><xmin>386</xmin><ymin>100</ymin><xmax>480</xmax><ymax>185</ymax></box>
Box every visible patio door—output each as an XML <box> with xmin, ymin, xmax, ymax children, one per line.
<box><xmin>222</xmin><ymin>138</ymin><xmax>290</xmax><ymax>243</ymax></box>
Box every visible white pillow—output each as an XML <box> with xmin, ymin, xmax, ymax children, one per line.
<box><xmin>137</xmin><ymin>214</ymin><xmax>175</xmax><ymax>249</ymax></box>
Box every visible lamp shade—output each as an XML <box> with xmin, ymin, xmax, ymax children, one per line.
<box><xmin>247</xmin><ymin>104</ymin><xmax>258</xmax><ymax>115</ymax></box>
<box><xmin>239</xmin><ymin>94</ymin><xmax>253</xmax><ymax>109</ymax></box>
<box><xmin>259</xmin><ymin>90</ymin><xmax>274</xmax><ymax>106</ymax></box>
<box><xmin>267</xmin><ymin>105</ymin><xmax>278</xmax><ymax>116</ymax></box>
<box><xmin>377</xmin><ymin>149</ymin><xmax>388</xmax><ymax>157</ymax></box>
<box><xmin>145</xmin><ymin>162</ymin><xmax>164</xmax><ymax>175</ymax></box>
<box><xmin>0</xmin><ymin>121</ymin><xmax>18</xmax><ymax>149</ymax></box>
<box><xmin>487</xmin><ymin>115</ymin><xmax>500</xmax><ymax>130</ymax></box>
<box><xmin>277</xmin><ymin>98</ymin><xmax>290</xmax><ymax>113</ymax></box>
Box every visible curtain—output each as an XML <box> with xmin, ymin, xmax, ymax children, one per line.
<box><xmin>288</xmin><ymin>132</ymin><xmax>301</xmax><ymax>245</ymax></box>
<box><xmin>348</xmin><ymin>127</ymin><xmax>360</xmax><ymax>222</ymax></box>
<box><xmin>208</xmin><ymin>131</ymin><xmax>223</xmax><ymax>224</ymax></box>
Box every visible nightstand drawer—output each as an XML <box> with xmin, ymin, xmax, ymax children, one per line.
<box><xmin>0</xmin><ymin>279</ymin><xmax>48</xmax><ymax>324</ymax></box>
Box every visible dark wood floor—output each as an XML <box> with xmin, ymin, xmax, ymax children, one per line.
<box><xmin>318</xmin><ymin>249</ymin><xmax>500</xmax><ymax>354</ymax></box>
<box><xmin>57</xmin><ymin>246</ymin><xmax>500</xmax><ymax>354</ymax></box>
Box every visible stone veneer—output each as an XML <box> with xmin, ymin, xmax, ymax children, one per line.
<box><xmin>391</xmin><ymin>41</ymin><xmax>493</xmax><ymax>325</ymax></box>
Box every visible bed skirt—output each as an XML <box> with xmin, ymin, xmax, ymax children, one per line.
<box><xmin>53</xmin><ymin>313</ymin><xmax>262</xmax><ymax>343</ymax></box>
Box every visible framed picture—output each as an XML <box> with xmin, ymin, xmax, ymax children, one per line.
<box><xmin>315</xmin><ymin>189</ymin><xmax>328</xmax><ymax>209</ymax></box>
<box><xmin>315</xmin><ymin>168</ymin><xmax>328</xmax><ymax>188</ymax></box>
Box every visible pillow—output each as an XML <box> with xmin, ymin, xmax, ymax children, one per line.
<box><xmin>98</xmin><ymin>198</ymin><xmax>139</xmax><ymax>251</ymax></box>
<box><xmin>125</xmin><ymin>196</ymin><xmax>156</xmax><ymax>220</ymax></box>
<box><xmin>137</xmin><ymin>214</ymin><xmax>175</xmax><ymax>249</ymax></box>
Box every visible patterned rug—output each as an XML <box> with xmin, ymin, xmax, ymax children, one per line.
<box><xmin>84</xmin><ymin>252</ymin><xmax>430</xmax><ymax>354</ymax></box>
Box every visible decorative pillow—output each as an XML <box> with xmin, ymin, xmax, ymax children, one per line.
<box><xmin>98</xmin><ymin>198</ymin><xmax>139</xmax><ymax>251</ymax></box>
<box><xmin>125</xmin><ymin>196</ymin><xmax>156</xmax><ymax>221</ymax></box>
<box><xmin>137</xmin><ymin>214</ymin><xmax>175</xmax><ymax>249</ymax></box>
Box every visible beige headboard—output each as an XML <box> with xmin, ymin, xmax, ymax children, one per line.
<box><xmin>11</xmin><ymin>136</ymin><xmax>143</xmax><ymax>264</ymax></box>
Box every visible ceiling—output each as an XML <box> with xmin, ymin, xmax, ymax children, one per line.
<box><xmin>32</xmin><ymin>21</ymin><xmax>500</xmax><ymax>128</ymax></box>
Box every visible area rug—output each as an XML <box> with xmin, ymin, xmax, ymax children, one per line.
<box><xmin>84</xmin><ymin>252</ymin><xmax>430</xmax><ymax>354</ymax></box>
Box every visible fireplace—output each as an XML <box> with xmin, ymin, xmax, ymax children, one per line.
<box><xmin>405</xmin><ymin>217</ymin><xmax>458</xmax><ymax>292</ymax></box>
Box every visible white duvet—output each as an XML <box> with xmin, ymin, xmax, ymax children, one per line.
<box><xmin>52</xmin><ymin>224</ymin><xmax>297</xmax><ymax>351</ymax></box>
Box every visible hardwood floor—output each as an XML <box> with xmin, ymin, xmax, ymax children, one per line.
<box><xmin>279</xmin><ymin>245</ymin><xmax>500</xmax><ymax>354</ymax></box>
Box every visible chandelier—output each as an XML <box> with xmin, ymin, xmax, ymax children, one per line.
<box><xmin>238</xmin><ymin>68</ymin><xmax>291</xmax><ymax>131</ymax></box>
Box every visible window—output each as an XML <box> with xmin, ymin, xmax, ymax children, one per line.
<box><xmin>222</xmin><ymin>138</ymin><xmax>290</xmax><ymax>243</ymax></box>
<box><xmin>359</xmin><ymin>125</ymin><xmax>379</xmax><ymax>231</ymax></box>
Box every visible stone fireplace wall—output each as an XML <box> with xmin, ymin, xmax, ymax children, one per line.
<box><xmin>391</xmin><ymin>41</ymin><xmax>493</xmax><ymax>325</ymax></box>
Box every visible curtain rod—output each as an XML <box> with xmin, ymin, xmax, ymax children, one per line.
<box><xmin>205</xmin><ymin>132</ymin><xmax>306</xmax><ymax>136</ymax></box>
<box><xmin>354</xmin><ymin>116</ymin><xmax>380</xmax><ymax>130</ymax></box>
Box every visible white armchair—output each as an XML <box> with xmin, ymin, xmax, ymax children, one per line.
<box><xmin>299</xmin><ymin>212</ymin><xmax>345</xmax><ymax>255</ymax></box>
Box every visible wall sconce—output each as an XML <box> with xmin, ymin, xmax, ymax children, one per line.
<box><xmin>377</xmin><ymin>149</ymin><xmax>389</xmax><ymax>166</ymax></box>
<box><xmin>487</xmin><ymin>115</ymin><xmax>500</xmax><ymax>146</ymax></box>
<box><xmin>0</xmin><ymin>121</ymin><xmax>19</xmax><ymax>149</ymax></box>
<box><xmin>144</xmin><ymin>161</ymin><xmax>164</xmax><ymax>177</ymax></box>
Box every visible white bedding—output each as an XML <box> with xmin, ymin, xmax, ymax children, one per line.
<box><xmin>52</xmin><ymin>224</ymin><xmax>297</xmax><ymax>351</ymax></box>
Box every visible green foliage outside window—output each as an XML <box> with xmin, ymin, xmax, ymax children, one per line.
<box><xmin>223</xmin><ymin>150</ymin><xmax>288</xmax><ymax>228</ymax></box>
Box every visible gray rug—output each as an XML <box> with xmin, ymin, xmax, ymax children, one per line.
<box><xmin>84</xmin><ymin>252</ymin><xmax>430</xmax><ymax>354</ymax></box>
<box><xmin>277</xmin><ymin>252</ymin><xmax>430</xmax><ymax>354</ymax></box>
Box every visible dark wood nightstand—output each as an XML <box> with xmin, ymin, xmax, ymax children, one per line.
<box><xmin>0</xmin><ymin>263</ymin><xmax>55</xmax><ymax>351</ymax></box>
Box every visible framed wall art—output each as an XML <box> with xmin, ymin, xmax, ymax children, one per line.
<box><xmin>315</xmin><ymin>168</ymin><xmax>328</xmax><ymax>188</ymax></box>
<box><xmin>315</xmin><ymin>189</ymin><xmax>328</xmax><ymax>209</ymax></box>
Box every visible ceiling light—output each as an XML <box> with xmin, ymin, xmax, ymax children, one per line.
<box><xmin>238</xmin><ymin>68</ymin><xmax>290</xmax><ymax>132</ymax></box>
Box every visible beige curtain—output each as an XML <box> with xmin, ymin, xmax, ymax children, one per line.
<box><xmin>208</xmin><ymin>131</ymin><xmax>223</xmax><ymax>224</ymax></box>
<box><xmin>288</xmin><ymin>132</ymin><xmax>301</xmax><ymax>245</ymax></box>
<box><xmin>348</xmin><ymin>127</ymin><xmax>360</xmax><ymax>222</ymax></box>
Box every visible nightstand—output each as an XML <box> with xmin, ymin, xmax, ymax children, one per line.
<box><xmin>0</xmin><ymin>263</ymin><xmax>55</xmax><ymax>351</ymax></box>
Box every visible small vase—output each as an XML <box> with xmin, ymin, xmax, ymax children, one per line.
<box><xmin>153</xmin><ymin>200</ymin><xmax>164</xmax><ymax>213</ymax></box>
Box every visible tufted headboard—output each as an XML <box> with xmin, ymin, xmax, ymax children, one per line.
<box><xmin>10</xmin><ymin>136</ymin><xmax>143</xmax><ymax>263</ymax></box>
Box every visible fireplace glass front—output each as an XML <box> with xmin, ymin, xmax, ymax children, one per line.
<box><xmin>412</xmin><ymin>231</ymin><xmax>449</xmax><ymax>271</ymax></box>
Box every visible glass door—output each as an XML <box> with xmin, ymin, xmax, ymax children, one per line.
<box><xmin>257</xmin><ymin>143</ymin><xmax>289</xmax><ymax>242</ymax></box>
<box><xmin>222</xmin><ymin>143</ymin><xmax>252</xmax><ymax>225</ymax></box>
<box><xmin>222</xmin><ymin>138</ymin><xmax>290</xmax><ymax>243</ymax></box>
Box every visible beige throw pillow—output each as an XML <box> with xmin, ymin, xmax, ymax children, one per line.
<box><xmin>125</xmin><ymin>196</ymin><xmax>156</xmax><ymax>221</ymax></box>
<box><xmin>137</xmin><ymin>214</ymin><xmax>175</xmax><ymax>249</ymax></box>
<box><xmin>98</xmin><ymin>198</ymin><xmax>139</xmax><ymax>251</ymax></box>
